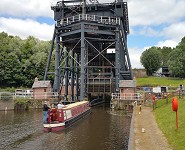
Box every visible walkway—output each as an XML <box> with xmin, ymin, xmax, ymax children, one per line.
<box><xmin>133</xmin><ymin>106</ymin><xmax>172</xmax><ymax>150</ymax></box>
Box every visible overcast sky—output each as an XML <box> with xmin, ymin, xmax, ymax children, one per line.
<box><xmin>0</xmin><ymin>0</ymin><xmax>185</xmax><ymax>68</ymax></box>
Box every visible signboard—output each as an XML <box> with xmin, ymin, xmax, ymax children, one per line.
<box><xmin>152</xmin><ymin>86</ymin><xmax>168</xmax><ymax>93</ymax></box>
<box><xmin>119</xmin><ymin>80</ymin><xmax>136</xmax><ymax>88</ymax></box>
<box><xmin>152</xmin><ymin>87</ymin><xmax>161</xmax><ymax>93</ymax></box>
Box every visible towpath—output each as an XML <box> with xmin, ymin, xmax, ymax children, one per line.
<box><xmin>133</xmin><ymin>106</ymin><xmax>172</xmax><ymax>150</ymax></box>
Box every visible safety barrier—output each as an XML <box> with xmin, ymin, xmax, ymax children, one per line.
<box><xmin>111</xmin><ymin>93</ymin><xmax>141</xmax><ymax>101</ymax></box>
<box><xmin>60</xmin><ymin>14</ymin><xmax>121</xmax><ymax>26</ymax></box>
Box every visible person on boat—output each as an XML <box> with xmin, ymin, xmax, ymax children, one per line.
<box><xmin>57</xmin><ymin>101</ymin><xmax>65</xmax><ymax>109</ymax></box>
<box><xmin>43</xmin><ymin>101</ymin><xmax>50</xmax><ymax>124</ymax></box>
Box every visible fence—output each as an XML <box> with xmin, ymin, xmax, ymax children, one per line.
<box><xmin>60</xmin><ymin>14</ymin><xmax>121</xmax><ymax>26</ymax></box>
<box><xmin>111</xmin><ymin>93</ymin><xmax>141</xmax><ymax>101</ymax></box>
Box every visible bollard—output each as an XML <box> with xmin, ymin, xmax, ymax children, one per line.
<box><xmin>139</xmin><ymin>104</ymin><xmax>141</xmax><ymax>112</ymax></box>
<box><xmin>152</xmin><ymin>95</ymin><xmax>156</xmax><ymax>110</ymax></box>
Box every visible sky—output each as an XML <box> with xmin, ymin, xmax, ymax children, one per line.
<box><xmin>0</xmin><ymin>0</ymin><xmax>185</xmax><ymax>68</ymax></box>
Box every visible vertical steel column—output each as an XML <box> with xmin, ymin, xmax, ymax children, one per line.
<box><xmin>76</xmin><ymin>54</ymin><xmax>79</xmax><ymax>100</ymax></box>
<box><xmin>53</xmin><ymin>30</ymin><xmax>60</xmax><ymax>93</ymax></box>
<box><xmin>80</xmin><ymin>22</ymin><xmax>85</xmax><ymax>101</ymax></box>
<box><xmin>65</xmin><ymin>48</ymin><xmax>69</xmax><ymax>100</ymax></box>
<box><xmin>119</xmin><ymin>30</ymin><xmax>125</xmax><ymax>80</ymax></box>
<box><xmin>115</xmin><ymin>28</ymin><xmax>120</xmax><ymax>92</ymax></box>
<box><xmin>120</xmin><ymin>21</ymin><xmax>133</xmax><ymax>79</ymax></box>
<box><xmin>71</xmin><ymin>50</ymin><xmax>74</xmax><ymax>101</ymax></box>
<box><xmin>44</xmin><ymin>28</ymin><xmax>56</xmax><ymax>80</ymax></box>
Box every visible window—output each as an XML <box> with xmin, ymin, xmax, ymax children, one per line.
<box><xmin>44</xmin><ymin>89</ymin><xmax>46</xmax><ymax>92</ymax></box>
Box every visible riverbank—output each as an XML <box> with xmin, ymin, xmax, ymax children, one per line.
<box><xmin>131</xmin><ymin>105</ymin><xmax>172</xmax><ymax>150</ymax></box>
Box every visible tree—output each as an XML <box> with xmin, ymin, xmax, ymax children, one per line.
<box><xmin>159</xmin><ymin>46</ymin><xmax>173</xmax><ymax>66</ymax></box>
<box><xmin>167</xmin><ymin>37</ymin><xmax>185</xmax><ymax>78</ymax></box>
<box><xmin>140</xmin><ymin>47</ymin><xmax>162</xmax><ymax>75</ymax></box>
<box><xmin>30</xmin><ymin>52</ymin><xmax>48</xmax><ymax>80</ymax></box>
<box><xmin>21</xmin><ymin>36</ymin><xmax>38</xmax><ymax>60</ymax></box>
<box><xmin>0</xmin><ymin>32</ymin><xmax>11</xmax><ymax>86</ymax></box>
<box><xmin>3</xmin><ymin>52</ymin><xmax>23</xmax><ymax>87</ymax></box>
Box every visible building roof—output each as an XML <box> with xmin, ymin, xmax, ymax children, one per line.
<box><xmin>119</xmin><ymin>80</ymin><xmax>136</xmax><ymax>88</ymax></box>
<box><xmin>32</xmin><ymin>80</ymin><xmax>51</xmax><ymax>88</ymax></box>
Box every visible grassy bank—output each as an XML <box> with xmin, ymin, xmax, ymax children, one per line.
<box><xmin>136</xmin><ymin>77</ymin><xmax>185</xmax><ymax>87</ymax></box>
<box><xmin>154</xmin><ymin>97</ymin><xmax>185</xmax><ymax>150</ymax></box>
<box><xmin>136</xmin><ymin>76</ymin><xmax>185</xmax><ymax>149</ymax></box>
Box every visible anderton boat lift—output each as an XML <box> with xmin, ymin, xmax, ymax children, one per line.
<box><xmin>41</xmin><ymin>0</ymin><xmax>136</xmax><ymax>131</ymax></box>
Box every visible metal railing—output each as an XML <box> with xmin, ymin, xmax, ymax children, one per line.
<box><xmin>111</xmin><ymin>93</ymin><xmax>141</xmax><ymax>101</ymax></box>
<box><xmin>60</xmin><ymin>14</ymin><xmax>121</xmax><ymax>26</ymax></box>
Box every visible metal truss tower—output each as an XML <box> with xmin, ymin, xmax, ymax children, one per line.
<box><xmin>44</xmin><ymin>0</ymin><xmax>133</xmax><ymax>101</ymax></box>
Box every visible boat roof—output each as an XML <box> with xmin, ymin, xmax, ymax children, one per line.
<box><xmin>63</xmin><ymin>101</ymin><xmax>89</xmax><ymax>110</ymax></box>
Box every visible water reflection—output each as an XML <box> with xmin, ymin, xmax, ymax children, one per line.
<box><xmin>0</xmin><ymin>104</ymin><xmax>131</xmax><ymax>150</ymax></box>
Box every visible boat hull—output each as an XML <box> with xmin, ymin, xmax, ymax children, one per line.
<box><xmin>43</xmin><ymin>101</ymin><xmax>91</xmax><ymax>132</ymax></box>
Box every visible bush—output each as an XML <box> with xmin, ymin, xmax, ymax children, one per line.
<box><xmin>14</xmin><ymin>98</ymin><xmax>30</xmax><ymax>110</ymax></box>
<box><xmin>0</xmin><ymin>92</ymin><xmax>13</xmax><ymax>101</ymax></box>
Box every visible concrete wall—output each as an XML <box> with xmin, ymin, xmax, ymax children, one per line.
<box><xmin>0</xmin><ymin>100</ymin><xmax>14</xmax><ymax>110</ymax></box>
<box><xmin>132</xmin><ymin>69</ymin><xmax>147</xmax><ymax>78</ymax></box>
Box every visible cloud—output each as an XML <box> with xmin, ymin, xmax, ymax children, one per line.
<box><xmin>0</xmin><ymin>0</ymin><xmax>53</xmax><ymax>18</ymax></box>
<box><xmin>0</xmin><ymin>17</ymin><xmax>54</xmax><ymax>40</ymax></box>
<box><xmin>161</xmin><ymin>21</ymin><xmax>185</xmax><ymax>42</ymax></box>
<box><xmin>156</xmin><ymin>40</ymin><xmax>178</xmax><ymax>48</ymax></box>
<box><xmin>129</xmin><ymin>47</ymin><xmax>144</xmax><ymax>68</ymax></box>
<box><xmin>138</xmin><ymin>26</ymin><xmax>159</xmax><ymax>37</ymax></box>
<box><xmin>128</xmin><ymin>0</ymin><xmax>185</xmax><ymax>26</ymax></box>
<box><xmin>129</xmin><ymin>39</ymin><xmax>178</xmax><ymax>68</ymax></box>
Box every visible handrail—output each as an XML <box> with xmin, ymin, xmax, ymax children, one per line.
<box><xmin>111</xmin><ymin>93</ymin><xmax>141</xmax><ymax>101</ymax></box>
<box><xmin>60</xmin><ymin>14</ymin><xmax>121</xmax><ymax>26</ymax></box>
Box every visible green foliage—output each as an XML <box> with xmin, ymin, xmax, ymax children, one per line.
<box><xmin>0</xmin><ymin>92</ymin><xmax>13</xmax><ymax>101</ymax></box>
<box><xmin>154</xmin><ymin>98</ymin><xmax>185</xmax><ymax>150</ymax></box>
<box><xmin>14</xmin><ymin>98</ymin><xmax>30</xmax><ymax>104</ymax></box>
<box><xmin>136</xmin><ymin>77</ymin><xmax>185</xmax><ymax>87</ymax></box>
<box><xmin>14</xmin><ymin>98</ymin><xmax>30</xmax><ymax>110</ymax></box>
<box><xmin>0</xmin><ymin>87</ymin><xmax>16</xmax><ymax>92</ymax></box>
<box><xmin>159</xmin><ymin>46</ymin><xmax>173</xmax><ymax>65</ymax></box>
<box><xmin>140</xmin><ymin>47</ymin><xmax>162</xmax><ymax>75</ymax></box>
<box><xmin>0</xmin><ymin>32</ymin><xmax>53</xmax><ymax>88</ymax></box>
<box><xmin>167</xmin><ymin>43</ymin><xmax>185</xmax><ymax>78</ymax></box>
<box><xmin>140</xmin><ymin>36</ymin><xmax>185</xmax><ymax>78</ymax></box>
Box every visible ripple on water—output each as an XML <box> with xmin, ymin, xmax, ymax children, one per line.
<box><xmin>0</xmin><ymin>105</ymin><xmax>132</xmax><ymax>150</ymax></box>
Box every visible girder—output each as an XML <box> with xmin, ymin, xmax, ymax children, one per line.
<box><xmin>44</xmin><ymin>0</ymin><xmax>133</xmax><ymax>101</ymax></box>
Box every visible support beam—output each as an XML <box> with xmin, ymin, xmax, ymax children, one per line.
<box><xmin>65</xmin><ymin>48</ymin><xmax>69</xmax><ymax>100</ymax></box>
<box><xmin>53</xmin><ymin>31</ymin><xmax>60</xmax><ymax>93</ymax></box>
<box><xmin>48</xmin><ymin>1</ymin><xmax>132</xmax><ymax>101</ymax></box>
<box><xmin>44</xmin><ymin>28</ymin><xmax>56</xmax><ymax>80</ymax></box>
<box><xmin>80</xmin><ymin>23</ymin><xmax>85</xmax><ymax>101</ymax></box>
<box><xmin>71</xmin><ymin>50</ymin><xmax>74</xmax><ymax>101</ymax></box>
<box><xmin>115</xmin><ymin>28</ymin><xmax>119</xmax><ymax>92</ymax></box>
<box><xmin>76</xmin><ymin>54</ymin><xmax>79</xmax><ymax>100</ymax></box>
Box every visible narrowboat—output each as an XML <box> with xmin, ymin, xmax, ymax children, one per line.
<box><xmin>43</xmin><ymin>101</ymin><xmax>91</xmax><ymax>132</ymax></box>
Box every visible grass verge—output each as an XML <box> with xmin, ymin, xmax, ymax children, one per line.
<box><xmin>136</xmin><ymin>77</ymin><xmax>185</xmax><ymax>87</ymax></box>
<box><xmin>154</xmin><ymin>97</ymin><xmax>185</xmax><ymax>150</ymax></box>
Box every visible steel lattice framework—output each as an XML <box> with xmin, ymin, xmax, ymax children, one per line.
<box><xmin>44</xmin><ymin>0</ymin><xmax>133</xmax><ymax>101</ymax></box>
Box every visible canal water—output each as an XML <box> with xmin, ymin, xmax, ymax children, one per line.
<box><xmin>0</xmin><ymin>104</ymin><xmax>132</xmax><ymax>150</ymax></box>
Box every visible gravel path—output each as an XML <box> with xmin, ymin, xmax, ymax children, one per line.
<box><xmin>133</xmin><ymin>106</ymin><xmax>172</xmax><ymax>150</ymax></box>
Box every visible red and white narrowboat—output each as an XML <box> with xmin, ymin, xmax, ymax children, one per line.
<box><xmin>43</xmin><ymin>101</ymin><xmax>91</xmax><ymax>132</ymax></box>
